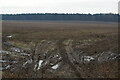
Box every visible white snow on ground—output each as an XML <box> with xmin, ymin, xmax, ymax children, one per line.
<box><xmin>37</xmin><ymin>60</ymin><xmax>43</xmax><ymax>70</ymax></box>
<box><xmin>0</xmin><ymin>65</ymin><xmax>11</xmax><ymax>70</ymax></box>
<box><xmin>0</xmin><ymin>60</ymin><xmax>17</xmax><ymax>63</ymax></box>
<box><xmin>0</xmin><ymin>60</ymin><xmax>7</xmax><ymax>63</ymax></box>
<box><xmin>0</xmin><ymin>50</ymin><xmax>11</xmax><ymax>54</ymax></box>
<box><xmin>1</xmin><ymin>50</ymin><xmax>29</xmax><ymax>56</ymax></box>
<box><xmin>22</xmin><ymin>59</ymin><xmax>32</xmax><ymax>67</ymax></box>
<box><xmin>6</xmin><ymin>35</ymin><xmax>12</xmax><ymax>38</ymax></box>
<box><xmin>56</xmin><ymin>55</ymin><xmax>59</xmax><ymax>57</ymax></box>
<box><xmin>97</xmin><ymin>52</ymin><xmax>119</xmax><ymax>62</ymax></box>
<box><xmin>51</xmin><ymin>64</ymin><xmax>59</xmax><ymax>70</ymax></box>
<box><xmin>20</xmin><ymin>53</ymin><xmax>30</xmax><ymax>56</ymax></box>
<box><xmin>82</xmin><ymin>56</ymin><xmax>94</xmax><ymax>62</ymax></box>
<box><xmin>0</xmin><ymin>67</ymin><xmax>2</xmax><ymax>71</ymax></box>
<box><xmin>5</xmin><ymin>65</ymin><xmax>10</xmax><ymax>69</ymax></box>
<box><xmin>34</xmin><ymin>64</ymin><xmax>37</xmax><ymax>70</ymax></box>
<box><xmin>11</xmin><ymin>47</ymin><xmax>21</xmax><ymax>52</ymax></box>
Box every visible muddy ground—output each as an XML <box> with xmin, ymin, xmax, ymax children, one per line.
<box><xmin>1</xmin><ymin>21</ymin><xmax>119</xmax><ymax>78</ymax></box>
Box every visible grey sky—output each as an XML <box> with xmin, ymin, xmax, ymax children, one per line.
<box><xmin>0</xmin><ymin>0</ymin><xmax>119</xmax><ymax>14</ymax></box>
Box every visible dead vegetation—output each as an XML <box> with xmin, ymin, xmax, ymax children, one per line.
<box><xmin>1</xmin><ymin>21</ymin><xmax>119</xmax><ymax>78</ymax></box>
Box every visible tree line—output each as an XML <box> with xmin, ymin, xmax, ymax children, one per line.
<box><xmin>2</xmin><ymin>13</ymin><xmax>119</xmax><ymax>22</ymax></box>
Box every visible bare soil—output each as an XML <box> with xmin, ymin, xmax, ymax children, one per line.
<box><xmin>2</xmin><ymin>21</ymin><xmax>119</xmax><ymax>78</ymax></box>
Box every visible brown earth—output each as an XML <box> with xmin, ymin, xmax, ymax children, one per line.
<box><xmin>2</xmin><ymin>21</ymin><xmax>119</xmax><ymax>78</ymax></box>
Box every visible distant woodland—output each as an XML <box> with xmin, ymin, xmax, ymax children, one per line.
<box><xmin>2</xmin><ymin>13</ymin><xmax>119</xmax><ymax>22</ymax></box>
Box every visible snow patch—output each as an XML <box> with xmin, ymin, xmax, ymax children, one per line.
<box><xmin>82</xmin><ymin>56</ymin><xmax>94</xmax><ymax>62</ymax></box>
<box><xmin>6</xmin><ymin>35</ymin><xmax>12</xmax><ymax>38</ymax></box>
<box><xmin>51</xmin><ymin>64</ymin><xmax>59</xmax><ymax>70</ymax></box>
<box><xmin>20</xmin><ymin>53</ymin><xmax>30</xmax><ymax>56</ymax></box>
<box><xmin>22</xmin><ymin>59</ymin><xmax>32</xmax><ymax>67</ymax></box>
<box><xmin>37</xmin><ymin>60</ymin><xmax>43</xmax><ymax>70</ymax></box>
<box><xmin>0</xmin><ymin>60</ymin><xmax>7</xmax><ymax>63</ymax></box>
<box><xmin>0</xmin><ymin>50</ymin><xmax>11</xmax><ymax>54</ymax></box>
<box><xmin>11</xmin><ymin>47</ymin><xmax>21</xmax><ymax>52</ymax></box>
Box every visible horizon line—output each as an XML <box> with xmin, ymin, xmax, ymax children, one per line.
<box><xmin>1</xmin><ymin>12</ymin><xmax>118</xmax><ymax>15</ymax></box>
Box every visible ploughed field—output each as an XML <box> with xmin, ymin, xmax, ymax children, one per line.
<box><xmin>1</xmin><ymin>21</ymin><xmax>119</xmax><ymax>78</ymax></box>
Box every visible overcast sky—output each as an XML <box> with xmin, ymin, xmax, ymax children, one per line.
<box><xmin>0</xmin><ymin>0</ymin><xmax>119</xmax><ymax>14</ymax></box>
